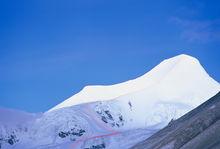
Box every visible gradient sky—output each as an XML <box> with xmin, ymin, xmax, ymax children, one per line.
<box><xmin>0</xmin><ymin>0</ymin><xmax>220</xmax><ymax>112</ymax></box>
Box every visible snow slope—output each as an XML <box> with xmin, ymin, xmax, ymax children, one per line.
<box><xmin>0</xmin><ymin>54</ymin><xmax>219</xmax><ymax>149</ymax></box>
<box><xmin>0</xmin><ymin>108</ymin><xmax>40</xmax><ymax>149</ymax></box>
<box><xmin>49</xmin><ymin>54</ymin><xmax>220</xmax><ymax>112</ymax></box>
<box><xmin>0</xmin><ymin>108</ymin><xmax>38</xmax><ymax>126</ymax></box>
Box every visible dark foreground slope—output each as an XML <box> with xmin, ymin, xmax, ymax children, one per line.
<box><xmin>131</xmin><ymin>92</ymin><xmax>220</xmax><ymax>149</ymax></box>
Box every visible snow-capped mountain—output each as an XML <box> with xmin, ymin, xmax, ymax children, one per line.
<box><xmin>0</xmin><ymin>54</ymin><xmax>219</xmax><ymax>149</ymax></box>
<box><xmin>50</xmin><ymin>54</ymin><xmax>219</xmax><ymax>112</ymax></box>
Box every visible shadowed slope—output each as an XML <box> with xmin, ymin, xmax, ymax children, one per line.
<box><xmin>132</xmin><ymin>92</ymin><xmax>220</xmax><ymax>149</ymax></box>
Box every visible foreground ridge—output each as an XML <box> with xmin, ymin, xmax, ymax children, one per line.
<box><xmin>132</xmin><ymin>92</ymin><xmax>220</xmax><ymax>149</ymax></box>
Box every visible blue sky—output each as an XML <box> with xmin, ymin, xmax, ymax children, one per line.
<box><xmin>0</xmin><ymin>0</ymin><xmax>219</xmax><ymax>112</ymax></box>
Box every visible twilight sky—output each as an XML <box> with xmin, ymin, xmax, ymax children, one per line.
<box><xmin>0</xmin><ymin>0</ymin><xmax>220</xmax><ymax>112</ymax></box>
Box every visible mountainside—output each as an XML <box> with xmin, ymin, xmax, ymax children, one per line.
<box><xmin>131</xmin><ymin>92</ymin><xmax>220</xmax><ymax>149</ymax></box>
<box><xmin>0</xmin><ymin>108</ymin><xmax>40</xmax><ymax>149</ymax></box>
<box><xmin>0</xmin><ymin>54</ymin><xmax>219</xmax><ymax>149</ymax></box>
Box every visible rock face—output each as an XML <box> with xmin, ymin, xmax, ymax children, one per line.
<box><xmin>131</xmin><ymin>92</ymin><xmax>220</xmax><ymax>149</ymax></box>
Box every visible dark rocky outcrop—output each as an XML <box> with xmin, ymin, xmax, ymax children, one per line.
<box><xmin>58</xmin><ymin>128</ymin><xmax>86</xmax><ymax>141</ymax></box>
<box><xmin>85</xmin><ymin>143</ymin><xmax>106</xmax><ymax>149</ymax></box>
<box><xmin>0</xmin><ymin>133</ymin><xmax>19</xmax><ymax>148</ymax></box>
<box><xmin>132</xmin><ymin>92</ymin><xmax>220</xmax><ymax>149</ymax></box>
<box><xmin>96</xmin><ymin>108</ymin><xmax>124</xmax><ymax>128</ymax></box>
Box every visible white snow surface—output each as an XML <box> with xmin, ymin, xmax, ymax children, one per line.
<box><xmin>49</xmin><ymin>54</ymin><xmax>220</xmax><ymax>112</ymax></box>
<box><xmin>0</xmin><ymin>54</ymin><xmax>219</xmax><ymax>149</ymax></box>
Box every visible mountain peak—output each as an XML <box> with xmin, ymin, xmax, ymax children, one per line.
<box><xmin>173</xmin><ymin>54</ymin><xmax>196</xmax><ymax>60</ymax></box>
<box><xmin>162</xmin><ymin>54</ymin><xmax>199</xmax><ymax>65</ymax></box>
<box><xmin>48</xmin><ymin>54</ymin><xmax>219</xmax><ymax>112</ymax></box>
